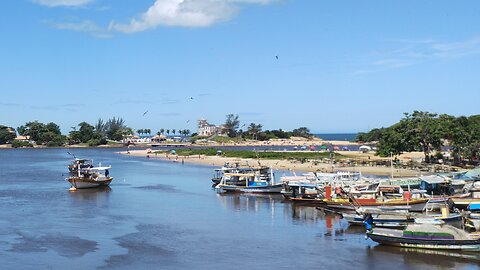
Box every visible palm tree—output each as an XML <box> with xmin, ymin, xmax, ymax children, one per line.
<box><xmin>248</xmin><ymin>123</ymin><xmax>262</xmax><ymax>140</ymax></box>
<box><xmin>172</xmin><ymin>129</ymin><xmax>176</xmax><ymax>136</ymax></box>
<box><xmin>166</xmin><ymin>129</ymin><xmax>170</xmax><ymax>136</ymax></box>
<box><xmin>185</xmin><ymin>129</ymin><xmax>190</xmax><ymax>137</ymax></box>
<box><xmin>137</xmin><ymin>129</ymin><xmax>143</xmax><ymax>137</ymax></box>
<box><xmin>159</xmin><ymin>128</ymin><xmax>164</xmax><ymax>135</ymax></box>
<box><xmin>146</xmin><ymin>129</ymin><xmax>151</xmax><ymax>137</ymax></box>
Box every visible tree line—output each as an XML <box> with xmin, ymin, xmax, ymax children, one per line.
<box><xmin>356</xmin><ymin>111</ymin><xmax>480</xmax><ymax>164</ymax></box>
<box><xmin>0</xmin><ymin>117</ymin><xmax>194</xmax><ymax>148</ymax></box>
<box><xmin>214</xmin><ymin>114</ymin><xmax>313</xmax><ymax>141</ymax></box>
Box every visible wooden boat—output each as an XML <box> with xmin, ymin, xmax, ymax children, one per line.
<box><xmin>289</xmin><ymin>197</ymin><xmax>326</xmax><ymax>206</ymax></box>
<box><xmin>367</xmin><ymin>223</ymin><xmax>480</xmax><ymax>251</ymax></box>
<box><xmin>67</xmin><ymin>159</ymin><xmax>112</xmax><ymax>189</ymax></box>
<box><xmin>323</xmin><ymin>197</ymin><xmax>429</xmax><ymax>212</ymax></box>
<box><xmin>343</xmin><ymin>207</ymin><xmax>463</xmax><ymax>228</ymax></box>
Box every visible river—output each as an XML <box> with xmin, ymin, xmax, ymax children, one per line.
<box><xmin>0</xmin><ymin>148</ymin><xmax>477</xmax><ymax>269</ymax></box>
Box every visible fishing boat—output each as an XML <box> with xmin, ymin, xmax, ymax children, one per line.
<box><xmin>212</xmin><ymin>163</ymin><xmax>270</xmax><ymax>186</ymax></box>
<box><xmin>215</xmin><ymin>168</ymin><xmax>282</xmax><ymax>193</ymax></box>
<box><xmin>66</xmin><ymin>159</ymin><xmax>112</xmax><ymax>189</ymax></box>
<box><xmin>343</xmin><ymin>207</ymin><xmax>463</xmax><ymax>228</ymax></box>
<box><xmin>321</xmin><ymin>185</ymin><xmax>430</xmax><ymax>212</ymax></box>
<box><xmin>367</xmin><ymin>223</ymin><xmax>480</xmax><ymax>251</ymax></box>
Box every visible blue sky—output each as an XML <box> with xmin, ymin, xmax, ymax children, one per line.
<box><xmin>1</xmin><ymin>0</ymin><xmax>479</xmax><ymax>134</ymax></box>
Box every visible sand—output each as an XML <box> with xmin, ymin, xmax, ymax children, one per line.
<box><xmin>119</xmin><ymin>149</ymin><xmax>426</xmax><ymax>177</ymax></box>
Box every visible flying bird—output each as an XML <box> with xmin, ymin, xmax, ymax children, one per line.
<box><xmin>275</xmin><ymin>55</ymin><xmax>279</xmax><ymax>60</ymax></box>
<box><xmin>143</xmin><ymin>110</ymin><xmax>149</xmax><ymax>116</ymax></box>
<box><xmin>186</xmin><ymin>120</ymin><xmax>190</xmax><ymax>123</ymax></box>
<box><xmin>190</xmin><ymin>97</ymin><xmax>194</xmax><ymax>100</ymax></box>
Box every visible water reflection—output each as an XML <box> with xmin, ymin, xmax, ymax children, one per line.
<box><xmin>216</xmin><ymin>193</ymin><xmax>284</xmax><ymax>214</ymax></box>
<box><xmin>369</xmin><ymin>245</ymin><xmax>480</xmax><ymax>267</ymax></box>
<box><xmin>68</xmin><ymin>186</ymin><xmax>111</xmax><ymax>203</ymax></box>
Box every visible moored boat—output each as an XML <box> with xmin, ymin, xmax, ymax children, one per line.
<box><xmin>66</xmin><ymin>159</ymin><xmax>113</xmax><ymax>189</ymax></box>
<box><xmin>215</xmin><ymin>168</ymin><xmax>282</xmax><ymax>193</ymax></box>
<box><xmin>367</xmin><ymin>223</ymin><xmax>480</xmax><ymax>251</ymax></box>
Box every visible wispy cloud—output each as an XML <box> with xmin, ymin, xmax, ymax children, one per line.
<box><xmin>47</xmin><ymin>20</ymin><xmax>111</xmax><ymax>38</ymax></box>
<box><xmin>109</xmin><ymin>0</ymin><xmax>276</xmax><ymax>33</ymax></box>
<box><xmin>33</xmin><ymin>0</ymin><xmax>94</xmax><ymax>7</ymax></box>
<box><xmin>29</xmin><ymin>103</ymin><xmax>85</xmax><ymax>110</ymax></box>
<box><xmin>355</xmin><ymin>37</ymin><xmax>480</xmax><ymax>74</ymax></box>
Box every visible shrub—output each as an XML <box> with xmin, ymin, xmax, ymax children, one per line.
<box><xmin>11</xmin><ymin>140</ymin><xmax>33</xmax><ymax>148</ymax></box>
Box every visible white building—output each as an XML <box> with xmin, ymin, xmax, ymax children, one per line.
<box><xmin>198</xmin><ymin>118</ymin><xmax>221</xmax><ymax>137</ymax></box>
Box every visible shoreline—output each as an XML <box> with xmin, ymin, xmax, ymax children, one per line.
<box><xmin>118</xmin><ymin>149</ymin><xmax>425</xmax><ymax>177</ymax></box>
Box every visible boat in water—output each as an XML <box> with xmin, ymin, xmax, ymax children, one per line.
<box><xmin>367</xmin><ymin>223</ymin><xmax>480</xmax><ymax>251</ymax></box>
<box><xmin>212</xmin><ymin>163</ymin><xmax>271</xmax><ymax>186</ymax></box>
<box><xmin>215</xmin><ymin>167</ymin><xmax>282</xmax><ymax>193</ymax></box>
<box><xmin>66</xmin><ymin>159</ymin><xmax>113</xmax><ymax>189</ymax></box>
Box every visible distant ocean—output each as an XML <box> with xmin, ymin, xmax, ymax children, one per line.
<box><xmin>314</xmin><ymin>133</ymin><xmax>357</xmax><ymax>141</ymax></box>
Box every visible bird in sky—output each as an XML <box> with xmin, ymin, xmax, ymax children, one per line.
<box><xmin>275</xmin><ymin>55</ymin><xmax>279</xmax><ymax>60</ymax></box>
<box><xmin>186</xmin><ymin>120</ymin><xmax>190</xmax><ymax>123</ymax></box>
<box><xmin>143</xmin><ymin>110</ymin><xmax>149</xmax><ymax>116</ymax></box>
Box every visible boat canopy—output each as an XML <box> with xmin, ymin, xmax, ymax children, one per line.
<box><xmin>420</xmin><ymin>175</ymin><xmax>446</xmax><ymax>184</ymax></box>
<box><xmin>86</xmin><ymin>166</ymin><xmax>112</xmax><ymax>171</ymax></box>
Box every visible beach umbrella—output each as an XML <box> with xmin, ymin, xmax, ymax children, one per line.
<box><xmin>320</xmin><ymin>145</ymin><xmax>327</xmax><ymax>150</ymax></box>
<box><xmin>333</xmin><ymin>146</ymin><xmax>340</xmax><ymax>151</ymax></box>
<box><xmin>342</xmin><ymin>146</ymin><xmax>349</xmax><ymax>151</ymax></box>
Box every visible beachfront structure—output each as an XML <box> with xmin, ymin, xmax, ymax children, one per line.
<box><xmin>198</xmin><ymin>118</ymin><xmax>222</xmax><ymax>137</ymax></box>
<box><xmin>122</xmin><ymin>135</ymin><xmax>151</xmax><ymax>144</ymax></box>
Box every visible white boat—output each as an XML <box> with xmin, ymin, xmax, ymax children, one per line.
<box><xmin>66</xmin><ymin>159</ymin><xmax>112</xmax><ymax>189</ymax></box>
<box><xmin>215</xmin><ymin>168</ymin><xmax>282</xmax><ymax>193</ymax></box>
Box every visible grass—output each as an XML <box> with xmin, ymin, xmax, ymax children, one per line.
<box><xmin>163</xmin><ymin>148</ymin><xmax>345</xmax><ymax>160</ymax></box>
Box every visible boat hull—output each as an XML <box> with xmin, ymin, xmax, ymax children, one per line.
<box><xmin>217</xmin><ymin>184</ymin><xmax>283</xmax><ymax>193</ymax></box>
<box><xmin>368</xmin><ymin>232</ymin><xmax>480</xmax><ymax>251</ymax></box>
<box><xmin>68</xmin><ymin>177</ymin><xmax>113</xmax><ymax>189</ymax></box>
<box><xmin>324</xmin><ymin>199</ymin><xmax>428</xmax><ymax>212</ymax></box>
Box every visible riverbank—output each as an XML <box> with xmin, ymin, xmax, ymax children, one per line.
<box><xmin>118</xmin><ymin>149</ymin><xmax>425</xmax><ymax>177</ymax></box>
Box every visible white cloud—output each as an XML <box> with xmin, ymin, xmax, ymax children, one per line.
<box><xmin>355</xmin><ymin>36</ymin><xmax>480</xmax><ymax>74</ymax></box>
<box><xmin>109</xmin><ymin>0</ymin><xmax>275</xmax><ymax>33</ymax></box>
<box><xmin>48</xmin><ymin>20</ymin><xmax>111</xmax><ymax>38</ymax></box>
<box><xmin>33</xmin><ymin>0</ymin><xmax>94</xmax><ymax>7</ymax></box>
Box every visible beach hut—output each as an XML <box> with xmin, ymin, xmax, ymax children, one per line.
<box><xmin>359</xmin><ymin>145</ymin><xmax>372</xmax><ymax>153</ymax></box>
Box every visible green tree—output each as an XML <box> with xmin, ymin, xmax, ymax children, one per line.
<box><xmin>17</xmin><ymin>121</ymin><xmax>46</xmax><ymax>143</ymax></box>
<box><xmin>291</xmin><ymin>127</ymin><xmax>312</xmax><ymax>138</ymax></box>
<box><xmin>0</xmin><ymin>126</ymin><xmax>16</xmax><ymax>144</ymax></box>
<box><xmin>159</xmin><ymin>128</ymin><xmax>164</xmax><ymax>135</ymax></box>
<box><xmin>223</xmin><ymin>114</ymin><xmax>240</xmax><ymax>137</ymax></box>
<box><xmin>403</xmin><ymin>111</ymin><xmax>443</xmax><ymax>163</ymax></box>
<box><xmin>247</xmin><ymin>123</ymin><xmax>263</xmax><ymax>140</ymax></box>
<box><xmin>103</xmin><ymin>117</ymin><xmax>131</xmax><ymax>141</ymax></box>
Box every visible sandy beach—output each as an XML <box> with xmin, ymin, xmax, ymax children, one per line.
<box><xmin>119</xmin><ymin>149</ymin><xmax>426</xmax><ymax>177</ymax></box>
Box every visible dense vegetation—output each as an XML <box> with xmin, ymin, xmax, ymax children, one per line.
<box><xmin>357</xmin><ymin>111</ymin><xmax>480</xmax><ymax>164</ymax></box>
<box><xmin>0</xmin><ymin>117</ymin><xmax>134</xmax><ymax>147</ymax></box>
<box><xmin>0</xmin><ymin>125</ymin><xmax>16</xmax><ymax>144</ymax></box>
<box><xmin>169</xmin><ymin>148</ymin><xmax>344</xmax><ymax>160</ymax></box>
<box><xmin>17</xmin><ymin>121</ymin><xmax>66</xmax><ymax>147</ymax></box>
